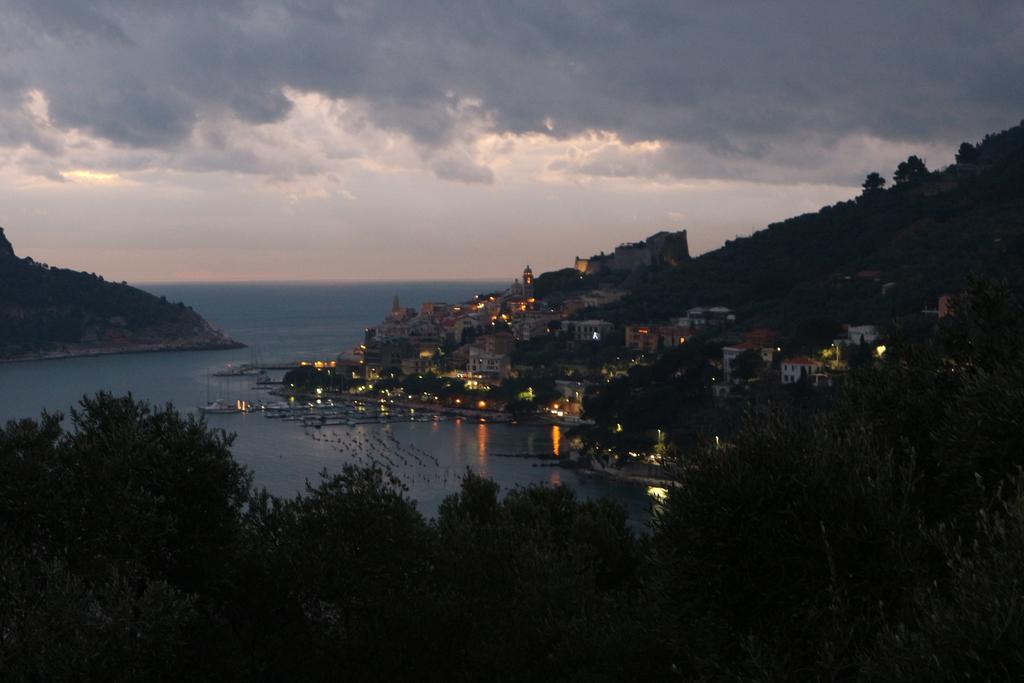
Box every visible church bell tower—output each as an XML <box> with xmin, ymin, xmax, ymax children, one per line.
<box><xmin>522</xmin><ymin>265</ymin><xmax>534</xmax><ymax>299</ymax></box>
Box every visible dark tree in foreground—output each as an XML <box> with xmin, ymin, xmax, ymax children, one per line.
<box><xmin>0</xmin><ymin>394</ymin><xmax>250</xmax><ymax>679</ymax></box>
<box><xmin>650</xmin><ymin>277</ymin><xmax>1024</xmax><ymax>679</ymax></box>
<box><xmin>0</xmin><ymin>401</ymin><xmax>645</xmax><ymax>680</ymax></box>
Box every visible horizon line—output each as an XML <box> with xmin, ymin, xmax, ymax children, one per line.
<box><xmin>134</xmin><ymin>277</ymin><xmax>514</xmax><ymax>287</ymax></box>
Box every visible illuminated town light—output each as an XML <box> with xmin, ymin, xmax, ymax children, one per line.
<box><xmin>648</xmin><ymin>486</ymin><xmax>669</xmax><ymax>502</ymax></box>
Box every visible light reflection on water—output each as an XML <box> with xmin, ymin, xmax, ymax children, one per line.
<box><xmin>477</xmin><ymin>422</ymin><xmax>488</xmax><ymax>474</ymax></box>
<box><xmin>197</xmin><ymin>410</ymin><xmax>652</xmax><ymax>527</ymax></box>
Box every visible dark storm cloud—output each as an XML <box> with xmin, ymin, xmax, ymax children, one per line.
<box><xmin>1</xmin><ymin>0</ymin><xmax>1022</xmax><ymax>180</ymax></box>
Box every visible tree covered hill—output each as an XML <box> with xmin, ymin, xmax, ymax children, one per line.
<box><xmin>587</xmin><ymin>120</ymin><xmax>1024</xmax><ymax>334</ymax></box>
<box><xmin>0</xmin><ymin>229</ymin><xmax>241</xmax><ymax>360</ymax></box>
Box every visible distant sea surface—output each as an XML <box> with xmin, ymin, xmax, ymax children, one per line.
<box><xmin>0</xmin><ymin>281</ymin><xmax>652</xmax><ymax>525</ymax></box>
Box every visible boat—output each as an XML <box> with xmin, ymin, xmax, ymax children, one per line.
<box><xmin>201</xmin><ymin>368</ymin><xmax>248</xmax><ymax>414</ymax></box>
<box><xmin>201</xmin><ymin>399</ymin><xmax>240</xmax><ymax>414</ymax></box>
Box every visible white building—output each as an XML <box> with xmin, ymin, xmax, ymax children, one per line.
<box><xmin>842</xmin><ymin>324</ymin><xmax>879</xmax><ymax>346</ymax></box>
<box><xmin>571</xmin><ymin>320</ymin><xmax>614</xmax><ymax>343</ymax></box>
<box><xmin>781</xmin><ymin>357</ymin><xmax>824</xmax><ymax>384</ymax></box>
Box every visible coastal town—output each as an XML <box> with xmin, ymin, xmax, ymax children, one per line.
<box><xmin>5</xmin><ymin>5</ymin><xmax>1024</xmax><ymax>677</ymax></box>
<box><xmin>245</xmin><ymin>226</ymin><xmax>947</xmax><ymax>477</ymax></box>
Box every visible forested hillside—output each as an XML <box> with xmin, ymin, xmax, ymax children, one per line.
<box><xmin>591</xmin><ymin>121</ymin><xmax>1024</xmax><ymax>332</ymax></box>
<box><xmin>0</xmin><ymin>229</ymin><xmax>241</xmax><ymax>359</ymax></box>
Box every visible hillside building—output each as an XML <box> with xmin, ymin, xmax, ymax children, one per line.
<box><xmin>781</xmin><ymin>357</ymin><xmax>824</xmax><ymax>384</ymax></box>
<box><xmin>571</xmin><ymin>320</ymin><xmax>614</xmax><ymax>343</ymax></box>
<box><xmin>722</xmin><ymin>344</ymin><xmax>777</xmax><ymax>382</ymax></box>
<box><xmin>835</xmin><ymin>324</ymin><xmax>879</xmax><ymax>346</ymax></box>
<box><xmin>626</xmin><ymin>324</ymin><xmax>689</xmax><ymax>353</ymax></box>
<box><xmin>468</xmin><ymin>346</ymin><xmax>511</xmax><ymax>381</ymax></box>
<box><xmin>681</xmin><ymin>306</ymin><xmax>735</xmax><ymax>328</ymax></box>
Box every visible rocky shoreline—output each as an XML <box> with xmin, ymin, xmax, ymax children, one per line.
<box><xmin>0</xmin><ymin>337</ymin><xmax>245</xmax><ymax>363</ymax></box>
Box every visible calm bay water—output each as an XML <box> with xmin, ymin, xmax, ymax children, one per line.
<box><xmin>0</xmin><ymin>281</ymin><xmax>651</xmax><ymax>524</ymax></box>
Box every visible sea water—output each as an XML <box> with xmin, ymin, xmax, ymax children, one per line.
<box><xmin>0</xmin><ymin>281</ymin><xmax>652</xmax><ymax>525</ymax></box>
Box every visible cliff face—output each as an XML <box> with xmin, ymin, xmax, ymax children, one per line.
<box><xmin>0</xmin><ymin>228</ymin><xmax>15</xmax><ymax>260</ymax></box>
<box><xmin>0</xmin><ymin>228</ymin><xmax>243</xmax><ymax>360</ymax></box>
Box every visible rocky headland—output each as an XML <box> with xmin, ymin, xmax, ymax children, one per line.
<box><xmin>0</xmin><ymin>227</ymin><xmax>243</xmax><ymax>362</ymax></box>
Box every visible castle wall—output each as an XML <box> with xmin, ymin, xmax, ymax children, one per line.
<box><xmin>574</xmin><ymin>229</ymin><xmax>689</xmax><ymax>274</ymax></box>
<box><xmin>610</xmin><ymin>244</ymin><xmax>652</xmax><ymax>270</ymax></box>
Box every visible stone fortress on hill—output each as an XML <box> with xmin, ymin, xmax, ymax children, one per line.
<box><xmin>574</xmin><ymin>229</ymin><xmax>690</xmax><ymax>275</ymax></box>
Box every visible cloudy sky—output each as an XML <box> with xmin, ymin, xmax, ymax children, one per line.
<box><xmin>0</xmin><ymin>1</ymin><xmax>1021</xmax><ymax>282</ymax></box>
